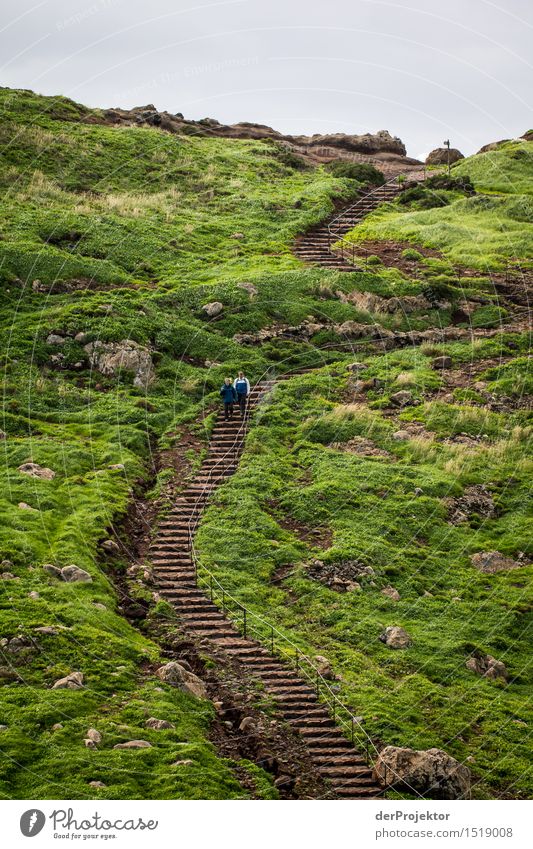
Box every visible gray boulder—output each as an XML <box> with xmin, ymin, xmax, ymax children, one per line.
<box><xmin>390</xmin><ymin>390</ymin><xmax>414</xmax><ymax>407</ymax></box>
<box><xmin>84</xmin><ymin>340</ymin><xmax>155</xmax><ymax>389</ymax></box>
<box><xmin>374</xmin><ymin>746</ymin><xmax>471</xmax><ymax>799</ymax></box>
<box><xmin>432</xmin><ymin>356</ymin><xmax>452</xmax><ymax>370</ymax></box>
<box><xmin>18</xmin><ymin>462</ymin><xmax>55</xmax><ymax>480</ymax></box>
<box><xmin>466</xmin><ymin>653</ymin><xmax>508</xmax><ymax>681</ymax></box>
<box><xmin>43</xmin><ymin>564</ymin><xmax>63</xmax><ymax>579</ymax></box>
<box><xmin>145</xmin><ymin>717</ymin><xmax>175</xmax><ymax>730</ymax></box>
<box><xmin>201</xmin><ymin>301</ymin><xmax>224</xmax><ymax>318</ymax></box>
<box><xmin>425</xmin><ymin>148</ymin><xmax>464</xmax><ymax>166</ymax></box>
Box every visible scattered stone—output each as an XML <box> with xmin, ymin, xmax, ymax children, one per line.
<box><xmin>392</xmin><ymin>430</ymin><xmax>410</xmax><ymax>441</ymax></box>
<box><xmin>51</xmin><ymin>671</ymin><xmax>84</xmax><ymax>690</ymax></box>
<box><xmin>93</xmin><ymin>602</ymin><xmax>107</xmax><ymax>611</ymax></box>
<box><xmin>84</xmin><ymin>339</ymin><xmax>155</xmax><ymax>389</ymax></box>
<box><xmin>28</xmin><ymin>591</ymin><xmax>40</xmax><ymax>600</ymax></box>
<box><xmin>381</xmin><ymin>586</ymin><xmax>400</xmax><ymax>601</ymax></box>
<box><xmin>470</xmin><ymin>551</ymin><xmax>523</xmax><ymax>573</ymax></box>
<box><xmin>113</xmin><ymin>740</ymin><xmax>152</xmax><ymax>749</ymax></box>
<box><xmin>108</xmin><ymin>463</ymin><xmax>125</xmax><ymax>471</ymax></box>
<box><xmin>379</xmin><ymin>626</ymin><xmax>411</xmax><ymax>649</ymax></box>
<box><xmin>201</xmin><ymin>301</ymin><xmax>224</xmax><ymax>318</ymax></box>
<box><xmin>101</xmin><ymin>539</ymin><xmax>120</xmax><ymax>554</ymax></box>
<box><xmin>172</xmin><ymin>759</ymin><xmax>193</xmax><ymax>767</ymax></box>
<box><xmin>61</xmin><ymin>565</ymin><xmax>92</xmax><ymax>583</ymax></box>
<box><xmin>89</xmin><ymin>781</ymin><xmax>106</xmax><ymax>788</ymax></box>
<box><xmin>84</xmin><ymin>738</ymin><xmax>96</xmax><ymax>749</ymax></box>
<box><xmin>74</xmin><ymin>332</ymin><xmax>88</xmax><ymax>343</ymax></box>
<box><xmin>34</xmin><ymin>626</ymin><xmax>59</xmax><ymax>635</ymax></box>
<box><xmin>0</xmin><ymin>430</ymin><xmax>7</xmax><ymax>440</ymax></box>
<box><xmin>432</xmin><ymin>355</ymin><xmax>452</xmax><ymax>370</ymax></box>
<box><xmin>46</xmin><ymin>333</ymin><xmax>66</xmax><ymax>346</ymax></box>
<box><xmin>314</xmin><ymin>655</ymin><xmax>334</xmax><ymax>680</ymax></box>
<box><xmin>374</xmin><ymin>746</ymin><xmax>470</xmax><ymax>799</ymax></box>
<box><xmin>0</xmin><ymin>725</ymin><xmax>8</xmax><ymax>731</ymax></box>
<box><xmin>86</xmin><ymin>728</ymin><xmax>102</xmax><ymax>743</ymax></box>
<box><xmin>230</xmin><ymin>232</ymin><xmax>245</xmax><ymax>239</ymax></box>
<box><xmin>155</xmin><ymin>662</ymin><xmax>208</xmax><ymax>699</ymax></box>
<box><xmin>145</xmin><ymin>717</ymin><xmax>175</xmax><ymax>730</ymax></box>
<box><xmin>18</xmin><ymin>462</ymin><xmax>56</xmax><ymax>480</ymax></box>
<box><xmin>466</xmin><ymin>653</ymin><xmax>508</xmax><ymax>681</ymax></box>
<box><xmin>346</xmin><ymin>581</ymin><xmax>361</xmax><ymax>592</ymax></box>
<box><xmin>1</xmin><ymin>560</ymin><xmax>13</xmax><ymax>568</ymax></box>
<box><xmin>5</xmin><ymin>635</ymin><xmax>33</xmax><ymax>654</ymax></box>
<box><xmin>423</xmin><ymin>590</ymin><xmax>434</xmax><ymax>597</ymax></box>
<box><xmin>308</xmin><ymin>558</ymin><xmax>374</xmax><ymax>592</ymax></box>
<box><xmin>18</xmin><ymin>502</ymin><xmax>37</xmax><ymax>511</ymax></box>
<box><xmin>51</xmin><ymin>723</ymin><xmax>63</xmax><ymax>731</ymax></box>
<box><xmin>347</xmin><ymin>362</ymin><xmax>368</xmax><ymax>372</ymax></box>
<box><xmin>237</xmin><ymin>281</ymin><xmax>258</xmax><ymax>297</ymax></box>
<box><xmin>42</xmin><ymin>564</ymin><xmax>62</xmax><ymax>579</ymax></box>
<box><xmin>1</xmin><ymin>573</ymin><xmax>15</xmax><ymax>580</ymax></box>
<box><xmin>238</xmin><ymin>716</ymin><xmax>256</xmax><ymax>733</ymax></box>
<box><xmin>446</xmin><ymin>486</ymin><xmax>496</xmax><ymax>525</ymax></box>
<box><xmin>390</xmin><ymin>390</ymin><xmax>414</xmax><ymax>407</ymax></box>
<box><xmin>414</xmin><ymin>487</ymin><xmax>424</xmax><ymax>496</ymax></box>
<box><xmin>330</xmin><ymin>436</ymin><xmax>393</xmax><ymax>459</ymax></box>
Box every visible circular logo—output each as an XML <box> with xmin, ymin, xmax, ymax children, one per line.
<box><xmin>20</xmin><ymin>810</ymin><xmax>46</xmax><ymax>837</ymax></box>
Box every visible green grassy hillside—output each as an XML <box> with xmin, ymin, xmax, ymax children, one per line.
<box><xmin>1</xmin><ymin>88</ymin><xmax>531</xmax><ymax>800</ymax></box>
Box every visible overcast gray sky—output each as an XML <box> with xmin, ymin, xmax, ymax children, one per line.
<box><xmin>1</xmin><ymin>0</ymin><xmax>532</xmax><ymax>158</ymax></box>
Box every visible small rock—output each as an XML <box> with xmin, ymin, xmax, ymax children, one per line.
<box><xmin>414</xmin><ymin>487</ymin><xmax>424</xmax><ymax>496</ymax></box>
<box><xmin>113</xmin><ymin>740</ymin><xmax>152</xmax><ymax>749</ymax></box>
<box><xmin>0</xmin><ymin>725</ymin><xmax>8</xmax><ymax>731</ymax></box>
<box><xmin>101</xmin><ymin>539</ymin><xmax>120</xmax><ymax>554</ymax></box>
<box><xmin>1</xmin><ymin>572</ymin><xmax>15</xmax><ymax>580</ymax></box>
<box><xmin>155</xmin><ymin>661</ymin><xmax>207</xmax><ymax>699</ymax></box>
<box><xmin>390</xmin><ymin>390</ymin><xmax>414</xmax><ymax>407</ymax></box>
<box><xmin>466</xmin><ymin>653</ymin><xmax>508</xmax><ymax>681</ymax></box>
<box><xmin>0</xmin><ymin>430</ymin><xmax>6</xmax><ymax>440</ymax></box>
<box><xmin>172</xmin><ymin>759</ymin><xmax>193</xmax><ymax>767</ymax></box>
<box><xmin>229</xmin><ymin>232</ymin><xmax>245</xmax><ymax>239</ymax></box>
<box><xmin>74</xmin><ymin>332</ymin><xmax>88</xmax><ymax>343</ymax></box>
<box><xmin>35</xmin><ymin>626</ymin><xmax>58</xmax><ymax>635</ymax></box>
<box><xmin>18</xmin><ymin>462</ymin><xmax>55</xmax><ymax>480</ymax></box>
<box><xmin>108</xmin><ymin>463</ymin><xmax>125</xmax><ymax>471</ymax></box>
<box><xmin>89</xmin><ymin>781</ymin><xmax>106</xmax><ymax>788</ymax></box>
<box><xmin>432</xmin><ymin>356</ymin><xmax>452</xmax><ymax>370</ymax></box>
<box><xmin>46</xmin><ymin>333</ymin><xmax>66</xmax><ymax>346</ymax></box>
<box><xmin>347</xmin><ymin>362</ymin><xmax>368</xmax><ymax>372</ymax></box>
<box><xmin>28</xmin><ymin>591</ymin><xmax>40</xmax><ymax>599</ymax></box>
<box><xmin>18</xmin><ymin>502</ymin><xmax>37</xmax><ymax>511</ymax></box>
<box><xmin>84</xmin><ymin>738</ymin><xmax>96</xmax><ymax>748</ymax></box>
<box><xmin>61</xmin><ymin>565</ymin><xmax>92</xmax><ymax>583</ymax></box>
<box><xmin>237</xmin><ymin>281</ymin><xmax>258</xmax><ymax>298</ymax></box>
<box><xmin>345</xmin><ymin>581</ymin><xmax>361</xmax><ymax>592</ymax></box>
<box><xmin>423</xmin><ymin>590</ymin><xmax>434</xmax><ymax>597</ymax></box>
<box><xmin>381</xmin><ymin>586</ymin><xmax>400</xmax><ymax>601</ymax></box>
<box><xmin>201</xmin><ymin>301</ymin><xmax>224</xmax><ymax>318</ymax></box>
<box><xmin>379</xmin><ymin>625</ymin><xmax>411</xmax><ymax>649</ymax></box>
<box><xmin>86</xmin><ymin>728</ymin><xmax>102</xmax><ymax>743</ymax></box>
<box><xmin>314</xmin><ymin>655</ymin><xmax>334</xmax><ymax>679</ymax></box>
<box><xmin>145</xmin><ymin>717</ymin><xmax>175</xmax><ymax>730</ymax></box>
<box><xmin>51</xmin><ymin>671</ymin><xmax>84</xmax><ymax>690</ymax></box>
<box><xmin>1</xmin><ymin>560</ymin><xmax>13</xmax><ymax>568</ymax></box>
<box><xmin>42</xmin><ymin>564</ymin><xmax>63</xmax><ymax>579</ymax></box>
<box><xmin>238</xmin><ymin>716</ymin><xmax>256</xmax><ymax>733</ymax></box>
<box><xmin>51</xmin><ymin>723</ymin><xmax>63</xmax><ymax>731</ymax></box>
<box><xmin>392</xmin><ymin>430</ymin><xmax>410</xmax><ymax>441</ymax></box>
<box><xmin>93</xmin><ymin>603</ymin><xmax>107</xmax><ymax>610</ymax></box>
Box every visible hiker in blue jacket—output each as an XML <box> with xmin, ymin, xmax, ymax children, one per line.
<box><xmin>220</xmin><ymin>377</ymin><xmax>237</xmax><ymax>420</ymax></box>
<box><xmin>233</xmin><ymin>371</ymin><xmax>251</xmax><ymax>418</ymax></box>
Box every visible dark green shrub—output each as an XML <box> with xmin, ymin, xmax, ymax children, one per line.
<box><xmin>326</xmin><ymin>161</ymin><xmax>385</xmax><ymax>185</ymax></box>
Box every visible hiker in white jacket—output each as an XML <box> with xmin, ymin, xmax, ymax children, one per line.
<box><xmin>233</xmin><ymin>372</ymin><xmax>251</xmax><ymax>418</ymax></box>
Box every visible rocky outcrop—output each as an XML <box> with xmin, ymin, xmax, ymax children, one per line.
<box><xmin>308</xmin><ymin>558</ymin><xmax>374</xmax><ymax>592</ymax></box>
<box><xmin>425</xmin><ymin>147</ymin><xmax>464</xmax><ymax>166</ymax></box>
<box><xmin>373</xmin><ymin>746</ymin><xmax>471</xmax><ymax>799</ymax></box>
<box><xmin>84</xmin><ymin>340</ymin><xmax>155</xmax><ymax>389</ymax></box>
<box><xmin>470</xmin><ymin>551</ymin><xmax>523</xmax><ymax>573</ymax></box>
<box><xmin>477</xmin><ymin>139</ymin><xmax>511</xmax><ymax>154</ymax></box>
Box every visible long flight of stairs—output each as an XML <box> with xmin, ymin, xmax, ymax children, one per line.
<box><xmin>150</xmin><ymin>378</ymin><xmax>382</xmax><ymax>799</ymax></box>
<box><xmin>294</xmin><ymin>181</ymin><xmax>402</xmax><ymax>270</ymax></box>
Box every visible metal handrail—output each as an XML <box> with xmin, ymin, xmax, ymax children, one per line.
<box><xmin>177</xmin><ymin>370</ymin><xmax>424</xmax><ymax>799</ymax></box>
<box><xmin>327</xmin><ymin>171</ymin><xmax>425</xmax><ymax>269</ymax></box>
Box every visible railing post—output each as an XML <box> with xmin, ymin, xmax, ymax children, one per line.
<box><xmin>351</xmin><ymin>715</ymin><xmax>354</xmax><ymax>744</ymax></box>
<box><xmin>316</xmin><ymin>670</ymin><xmax>320</xmax><ymax>699</ymax></box>
<box><xmin>270</xmin><ymin>627</ymin><xmax>274</xmax><ymax>655</ymax></box>
<box><xmin>295</xmin><ymin>648</ymin><xmax>299</xmax><ymax>671</ymax></box>
<box><xmin>222</xmin><ymin>591</ymin><xmax>225</xmax><ymax>614</ymax></box>
<box><xmin>243</xmin><ymin>607</ymin><xmax>247</xmax><ymax>639</ymax></box>
<box><xmin>209</xmin><ymin>575</ymin><xmax>213</xmax><ymax>601</ymax></box>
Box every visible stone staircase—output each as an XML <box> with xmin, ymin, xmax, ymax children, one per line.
<box><xmin>150</xmin><ymin>379</ymin><xmax>382</xmax><ymax>799</ymax></box>
<box><xmin>294</xmin><ymin>181</ymin><xmax>402</xmax><ymax>270</ymax></box>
